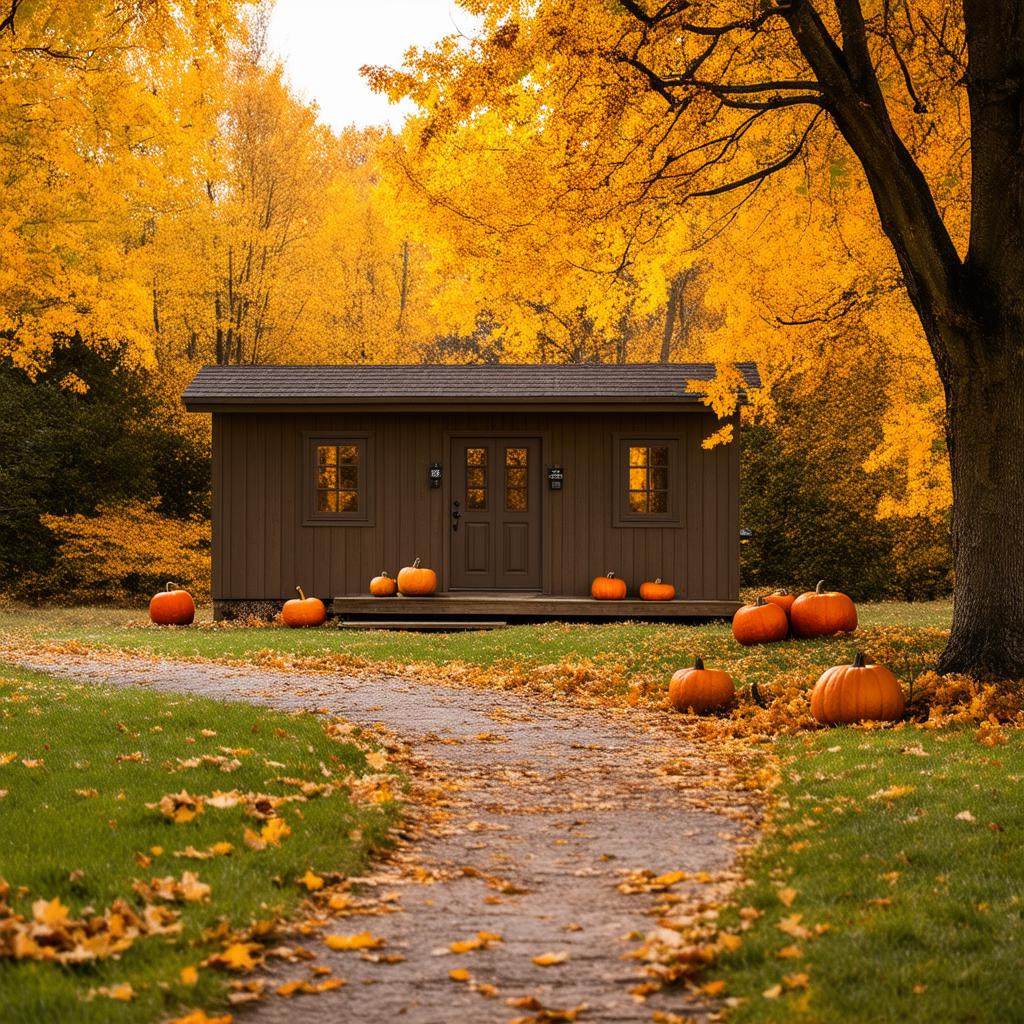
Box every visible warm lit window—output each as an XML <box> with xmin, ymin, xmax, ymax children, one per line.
<box><xmin>305</xmin><ymin>435</ymin><xmax>372</xmax><ymax>525</ymax></box>
<box><xmin>505</xmin><ymin>446</ymin><xmax>528</xmax><ymax>512</ymax></box>
<box><xmin>466</xmin><ymin>446</ymin><xmax>488</xmax><ymax>509</ymax></box>
<box><xmin>615</xmin><ymin>436</ymin><xmax>680</xmax><ymax>525</ymax></box>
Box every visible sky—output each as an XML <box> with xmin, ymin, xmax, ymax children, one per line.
<box><xmin>266</xmin><ymin>0</ymin><xmax>478</xmax><ymax>132</ymax></box>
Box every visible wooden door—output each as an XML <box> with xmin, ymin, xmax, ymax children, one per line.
<box><xmin>450</xmin><ymin>437</ymin><xmax>542</xmax><ymax>590</ymax></box>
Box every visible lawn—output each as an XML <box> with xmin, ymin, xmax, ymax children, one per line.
<box><xmin>0</xmin><ymin>663</ymin><xmax>400</xmax><ymax>1024</ymax></box>
<box><xmin>712</xmin><ymin>726</ymin><xmax>1024</xmax><ymax>1022</ymax></box>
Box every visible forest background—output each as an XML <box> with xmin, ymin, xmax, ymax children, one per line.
<box><xmin>0</xmin><ymin>0</ymin><xmax>955</xmax><ymax>604</ymax></box>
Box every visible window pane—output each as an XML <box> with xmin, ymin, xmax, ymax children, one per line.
<box><xmin>467</xmin><ymin>466</ymin><xmax>486</xmax><ymax>489</ymax></box>
<box><xmin>628</xmin><ymin>467</ymin><xmax>648</xmax><ymax>491</ymax></box>
<box><xmin>505</xmin><ymin>446</ymin><xmax>527</xmax><ymax>468</ymax></box>
<box><xmin>650</xmin><ymin>446</ymin><xmax>669</xmax><ymax>466</ymax></box>
<box><xmin>466</xmin><ymin>447</ymin><xmax>487</xmax><ymax>466</ymax></box>
<box><xmin>318</xmin><ymin>489</ymin><xmax>337</xmax><ymax>513</ymax></box>
<box><xmin>467</xmin><ymin>487</ymin><xmax>486</xmax><ymax>509</ymax></box>
<box><xmin>506</xmin><ymin>467</ymin><xmax>527</xmax><ymax>490</ymax></box>
<box><xmin>651</xmin><ymin>467</ymin><xmax>669</xmax><ymax>492</ymax></box>
<box><xmin>506</xmin><ymin>488</ymin><xmax>527</xmax><ymax>512</ymax></box>
<box><xmin>629</xmin><ymin>446</ymin><xmax>649</xmax><ymax>468</ymax></box>
<box><xmin>628</xmin><ymin>491</ymin><xmax>648</xmax><ymax>513</ymax></box>
<box><xmin>318</xmin><ymin>445</ymin><xmax>336</xmax><ymax>468</ymax></box>
<box><xmin>338</xmin><ymin>465</ymin><xmax>358</xmax><ymax>489</ymax></box>
<box><xmin>318</xmin><ymin>465</ymin><xmax>336</xmax><ymax>489</ymax></box>
<box><xmin>648</xmin><ymin>491</ymin><xmax>668</xmax><ymax>513</ymax></box>
<box><xmin>338</xmin><ymin>491</ymin><xmax>358</xmax><ymax>512</ymax></box>
<box><xmin>337</xmin><ymin>445</ymin><xmax>358</xmax><ymax>465</ymax></box>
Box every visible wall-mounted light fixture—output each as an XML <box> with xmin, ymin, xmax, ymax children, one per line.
<box><xmin>429</xmin><ymin>462</ymin><xmax>442</xmax><ymax>489</ymax></box>
<box><xmin>739</xmin><ymin>527</ymin><xmax>752</xmax><ymax>545</ymax></box>
<box><xmin>547</xmin><ymin>466</ymin><xmax>564</xmax><ymax>490</ymax></box>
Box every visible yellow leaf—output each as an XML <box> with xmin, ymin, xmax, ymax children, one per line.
<box><xmin>532</xmin><ymin>951</ymin><xmax>569</xmax><ymax>966</ymax></box>
<box><xmin>327</xmin><ymin>893</ymin><xmax>350</xmax><ymax>911</ymax></box>
<box><xmin>168</xmin><ymin>1012</ymin><xmax>233</xmax><ymax>1024</ymax></box>
<box><xmin>783</xmin><ymin>972</ymin><xmax>810</xmax><ymax>989</ymax></box>
<box><xmin>365</xmin><ymin>750</ymin><xmax>388</xmax><ymax>770</ymax></box>
<box><xmin>763</xmin><ymin>984</ymin><xmax>783</xmax><ymax>1000</ymax></box>
<box><xmin>207</xmin><ymin>942</ymin><xmax>263</xmax><ymax>971</ymax></box>
<box><xmin>32</xmin><ymin>897</ymin><xmax>70</xmax><ymax>927</ymax></box>
<box><xmin>92</xmin><ymin>983</ymin><xmax>135</xmax><ymax>1001</ymax></box>
<box><xmin>260</xmin><ymin>817</ymin><xmax>291</xmax><ymax>845</ymax></box>
<box><xmin>299</xmin><ymin>870</ymin><xmax>324</xmax><ymax>892</ymax></box>
<box><xmin>778</xmin><ymin>887</ymin><xmax>797</xmax><ymax>907</ymax></box>
<box><xmin>701</xmin><ymin>980</ymin><xmax>726</xmax><ymax>996</ymax></box>
<box><xmin>717</xmin><ymin>933</ymin><xmax>742</xmax><ymax>952</ymax></box>
<box><xmin>477</xmin><ymin>931</ymin><xmax>503</xmax><ymax>943</ymax></box>
<box><xmin>0</xmin><ymin>752</ymin><xmax>17</xmax><ymax>765</ymax></box>
<box><xmin>324</xmin><ymin>932</ymin><xmax>384</xmax><ymax>951</ymax></box>
<box><xmin>449</xmin><ymin>937</ymin><xmax>482</xmax><ymax>954</ymax></box>
<box><xmin>180</xmin><ymin>966</ymin><xmax>199</xmax><ymax>986</ymax></box>
<box><xmin>776</xmin><ymin>945</ymin><xmax>803</xmax><ymax>959</ymax></box>
<box><xmin>652</xmin><ymin>870</ymin><xmax>687</xmax><ymax>887</ymax></box>
<box><xmin>449</xmin><ymin>968</ymin><xmax>471</xmax><ymax>981</ymax></box>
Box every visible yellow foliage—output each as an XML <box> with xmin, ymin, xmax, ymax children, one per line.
<box><xmin>32</xmin><ymin>502</ymin><xmax>210</xmax><ymax>604</ymax></box>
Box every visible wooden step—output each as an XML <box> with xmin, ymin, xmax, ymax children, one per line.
<box><xmin>336</xmin><ymin>619</ymin><xmax>508</xmax><ymax>632</ymax></box>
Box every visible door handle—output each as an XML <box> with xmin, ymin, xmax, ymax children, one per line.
<box><xmin>452</xmin><ymin>501</ymin><xmax>462</xmax><ymax>532</ymax></box>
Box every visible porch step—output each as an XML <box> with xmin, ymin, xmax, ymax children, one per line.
<box><xmin>336</xmin><ymin>619</ymin><xmax>507</xmax><ymax>632</ymax></box>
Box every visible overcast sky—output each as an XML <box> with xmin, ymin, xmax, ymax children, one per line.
<box><xmin>266</xmin><ymin>0</ymin><xmax>478</xmax><ymax>132</ymax></box>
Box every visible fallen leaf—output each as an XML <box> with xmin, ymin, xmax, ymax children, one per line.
<box><xmin>762</xmin><ymin>984</ymin><xmax>783</xmax><ymax>999</ymax></box>
<box><xmin>299</xmin><ymin>870</ymin><xmax>324</xmax><ymax>892</ymax></box>
<box><xmin>777</xmin><ymin>887</ymin><xmax>797</xmax><ymax>907</ymax></box>
<box><xmin>180</xmin><ymin>966</ymin><xmax>199</xmax><ymax>986</ymax></box>
<box><xmin>449</xmin><ymin>968</ymin><xmax>471</xmax><ymax>982</ymax></box>
<box><xmin>324</xmin><ymin>932</ymin><xmax>384</xmax><ymax>951</ymax></box>
<box><xmin>955</xmin><ymin>810</ymin><xmax>977</xmax><ymax>823</ymax></box>
<box><xmin>532</xmin><ymin>951</ymin><xmax>569</xmax><ymax>966</ymax></box>
<box><xmin>701</xmin><ymin>979</ymin><xmax>726</xmax><ymax>996</ymax></box>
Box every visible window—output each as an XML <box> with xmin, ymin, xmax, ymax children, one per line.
<box><xmin>504</xmin><ymin>446</ymin><xmax>528</xmax><ymax>512</ymax></box>
<box><xmin>466</xmin><ymin>446</ymin><xmax>488</xmax><ymax>509</ymax></box>
<box><xmin>304</xmin><ymin>434</ymin><xmax>373</xmax><ymax>525</ymax></box>
<box><xmin>613</xmin><ymin>436</ymin><xmax>680</xmax><ymax>526</ymax></box>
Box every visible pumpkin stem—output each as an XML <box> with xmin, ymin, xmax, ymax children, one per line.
<box><xmin>296</xmin><ymin>585</ymin><xmax>306</xmax><ymax>601</ymax></box>
<box><xmin>754</xmin><ymin>596</ymin><xmax>766</xmax><ymax>606</ymax></box>
<box><xmin>655</xmin><ymin>578</ymin><xmax>661</xmax><ymax>584</ymax></box>
<box><xmin>166</xmin><ymin>582</ymin><xmax>178</xmax><ymax>592</ymax></box>
<box><xmin>816</xmin><ymin>579</ymin><xmax>826</xmax><ymax>594</ymax></box>
<box><xmin>853</xmin><ymin>651</ymin><xmax>866</xmax><ymax>668</ymax></box>
<box><xmin>413</xmin><ymin>558</ymin><xmax>421</xmax><ymax>568</ymax></box>
<box><xmin>606</xmin><ymin>571</ymin><xmax>615</xmax><ymax>578</ymax></box>
<box><xmin>773</xmin><ymin>588</ymin><xmax>788</xmax><ymax>596</ymax></box>
<box><xmin>380</xmin><ymin>571</ymin><xmax>390</xmax><ymax>578</ymax></box>
<box><xmin>694</xmin><ymin>655</ymin><xmax>705</xmax><ymax>670</ymax></box>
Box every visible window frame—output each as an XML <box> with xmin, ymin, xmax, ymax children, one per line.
<box><xmin>612</xmin><ymin>434</ymin><xmax>682</xmax><ymax>527</ymax></box>
<box><xmin>302</xmin><ymin>432</ymin><xmax>374</xmax><ymax>527</ymax></box>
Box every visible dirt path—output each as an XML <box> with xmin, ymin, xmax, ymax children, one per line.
<box><xmin>12</xmin><ymin>649</ymin><xmax>759</xmax><ymax>1023</ymax></box>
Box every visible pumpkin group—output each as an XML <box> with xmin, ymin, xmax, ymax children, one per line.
<box><xmin>369</xmin><ymin>571</ymin><xmax>397</xmax><ymax>597</ymax></box>
<box><xmin>149</xmin><ymin>582</ymin><xmax>195</xmax><ymax>626</ymax></box>
<box><xmin>669</xmin><ymin>657</ymin><xmax>735</xmax><ymax>714</ymax></box>
<box><xmin>810</xmin><ymin>652</ymin><xmax>905</xmax><ymax>725</ymax></box>
<box><xmin>732</xmin><ymin>597</ymin><xmax>789</xmax><ymax>646</ymax></box>
<box><xmin>282</xmin><ymin>586</ymin><xmax>327</xmax><ymax>627</ymax></box>
<box><xmin>791</xmin><ymin>580</ymin><xmax>858</xmax><ymax>638</ymax></box>
<box><xmin>639</xmin><ymin>578</ymin><xmax>675</xmax><ymax>601</ymax></box>
<box><xmin>397</xmin><ymin>558</ymin><xmax>437</xmax><ymax>596</ymax></box>
<box><xmin>591</xmin><ymin>572</ymin><xmax>627</xmax><ymax>600</ymax></box>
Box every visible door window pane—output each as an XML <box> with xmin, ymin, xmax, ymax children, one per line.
<box><xmin>505</xmin><ymin>447</ymin><xmax>528</xmax><ymax>512</ymax></box>
<box><xmin>466</xmin><ymin>447</ymin><xmax>488</xmax><ymax>509</ymax></box>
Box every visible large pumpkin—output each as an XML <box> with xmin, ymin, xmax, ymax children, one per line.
<box><xmin>732</xmin><ymin>597</ymin><xmax>789</xmax><ymax>646</ymax></box>
<box><xmin>369</xmin><ymin>571</ymin><xmax>397</xmax><ymax>597</ymax></box>
<box><xmin>791</xmin><ymin>580</ymin><xmax>858</xmax><ymax>638</ymax></box>
<box><xmin>591</xmin><ymin>572</ymin><xmax>627</xmax><ymax>600</ymax></box>
<box><xmin>669</xmin><ymin>657</ymin><xmax>735</xmax><ymax>714</ymax></box>
<box><xmin>765</xmin><ymin>589</ymin><xmax>796</xmax><ymax>618</ymax></box>
<box><xmin>149</xmin><ymin>582</ymin><xmax>195</xmax><ymax>626</ymax></box>
<box><xmin>397</xmin><ymin>558</ymin><xmax>437</xmax><ymax>596</ymax></box>
<box><xmin>282</xmin><ymin>586</ymin><xmax>326</xmax><ymax>628</ymax></box>
<box><xmin>639</xmin><ymin>578</ymin><xmax>675</xmax><ymax>601</ymax></box>
<box><xmin>810</xmin><ymin>652</ymin><xmax>905</xmax><ymax>725</ymax></box>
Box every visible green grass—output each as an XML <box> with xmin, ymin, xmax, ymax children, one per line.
<box><xmin>713</xmin><ymin>726</ymin><xmax>1024</xmax><ymax>1022</ymax></box>
<box><xmin>0</xmin><ymin>663</ymin><xmax>399</xmax><ymax>1024</ymax></box>
<box><xmin>0</xmin><ymin>601</ymin><xmax>952</xmax><ymax>687</ymax></box>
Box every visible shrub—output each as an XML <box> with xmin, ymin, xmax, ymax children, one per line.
<box><xmin>23</xmin><ymin>500</ymin><xmax>210</xmax><ymax>604</ymax></box>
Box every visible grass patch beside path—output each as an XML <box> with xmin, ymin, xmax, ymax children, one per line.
<box><xmin>712</xmin><ymin>726</ymin><xmax>1024</xmax><ymax>1022</ymax></box>
<box><xmin>0</xmin><ymin>663</ymin><xmax>399</xmax><ymax>1024</ymax></box>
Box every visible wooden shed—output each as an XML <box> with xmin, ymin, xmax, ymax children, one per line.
<box><xmin>182</xmin><ymin>363</ymin><xmax>759</xmax><ymax>623</ymax></box>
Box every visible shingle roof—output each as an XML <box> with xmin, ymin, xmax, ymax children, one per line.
<box><xmin>182</xmin><ymin>362</ymin><xmax>761</xmax><ymax>409</ymax></box>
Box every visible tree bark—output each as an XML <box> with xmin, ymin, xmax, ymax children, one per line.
<box><xmin>937</xmin><ymin>333</ymin><xmax>1024</xmax><ymax>677</ymax></box>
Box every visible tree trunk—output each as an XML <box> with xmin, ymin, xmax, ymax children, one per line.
<box><xmin>938</xmin><ymin>339</ymin><xmax>1024</xmax><ymax>678</ymax></box>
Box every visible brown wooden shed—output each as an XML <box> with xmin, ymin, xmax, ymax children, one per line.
<box><xmin>182</xmin><ymin>363</ymin><xmax>759</xmax><ymax>623</ymax></box>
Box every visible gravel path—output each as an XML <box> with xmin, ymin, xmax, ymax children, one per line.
<box><xmin>12</xmin><ymin>649</ymin><xmax>758</xmax><ymax>1024</ymax></box>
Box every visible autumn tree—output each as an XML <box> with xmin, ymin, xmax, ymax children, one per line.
<box><xmin>370</xmin><ymin>1</ymin><xmax>1021</xmax><ymax>678</ymax></box>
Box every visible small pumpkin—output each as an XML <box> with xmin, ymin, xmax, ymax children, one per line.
<box><xmin>591</xmin><ymin>572</ymin><xmax>627</xmax><ymax>600</ymax></box>
<box><xmin>369</xmin><ymin>571</ymin><xmax>397</xmax><ymax>597</ymax></box>
<box><xmin>791</xmin><ymin>580</ymin><xmax>858</xmax><ymax>639</ymax></box>
<box><xmin>282</xmin><ymin>585</ymin><xmax>326</xmax><ymax>628</ymax></box>
<box><xmin>397</xmin><ymin>557</ymin><xmax>437</xmax><ymax>596</ymax></box>
<box><xmin>149</xmin><ymin>582</ymin><xmax>195</xmax><ymax>626</ymax></box>
<box><xmin>669</xmin><ymin>656</ymin><xmax>735</xmax><ymax>714</ymax></box>
<box><xmin>765</xmin><ymin>589</ymin><xmax>796</xmax><ymax>618</ymax></box>
<box><xmin>732</xmin><ymin>597</ymin><xmax>789</xmax><ymax>646</ymax></box>
<box><xmin>639</xmin><ymin>578</ymin><xmax>675</xmax><ymax>601</ymax></box>
<box><xmin>810</xmin><ymin>652</ymin><xmax>905</xmax><ymax>725</ymax></box>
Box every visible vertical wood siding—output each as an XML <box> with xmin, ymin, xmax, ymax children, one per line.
<box><xmin>211</xmin><ymin>409</ymin><xmax>740</xmax><ymax>601</ymax></box>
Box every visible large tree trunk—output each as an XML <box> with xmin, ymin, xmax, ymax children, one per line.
<box><xmin>939</xmin><ymin>339</ymin><xmax>1024</xmax><ymax>677</ymax></box>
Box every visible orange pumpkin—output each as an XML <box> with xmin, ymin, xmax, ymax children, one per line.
<box><xmin>639</xmin><ymin>578</ymin><xmax>675</xmax><ymax>601</ymax></box>
<box><xmin>810</xmin><ymin>652</ymin><xmax>905</xmax><ymax>725</ymax></box>
<box><xmin>669</xmin><ymin>656</ymin><xmax>735</xmax><ymax>713</ymax></box>
<box><xmin>732</xmin><ymin>597</ymin><xmax>789</xmax><ymax>646</ymax></box>
<box><xmin>790</xmin><ymin>580</ymin><xmax>858</xmax><ymax>639</ymax></box>
<box><xmin>149</xmin><ymin>582</ymin><xmax>195</xmax><ymax>626</ymax></box>
<box><xmin>765</xmin><ymin>589</ymin><xmax>796</xmax><ymax>618</ymax></box>
<box><xmin>282</xmin><ymin>586</ymin><xmax>326</xmax><ymax>628</ymax></box>
<box><xmin>591</xmin><ymin>572</ymin><xmax>627</xmax><ymax>600</ymax></box>
<box><xmin>397</xmin><ymin>558</ymin><xmax>437</xmax><ymax>596</ymax></box>
<box><xmin>369</xmin><ymin>571</ymin><xmax>397</xmax><ymax>597</ymax></box>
